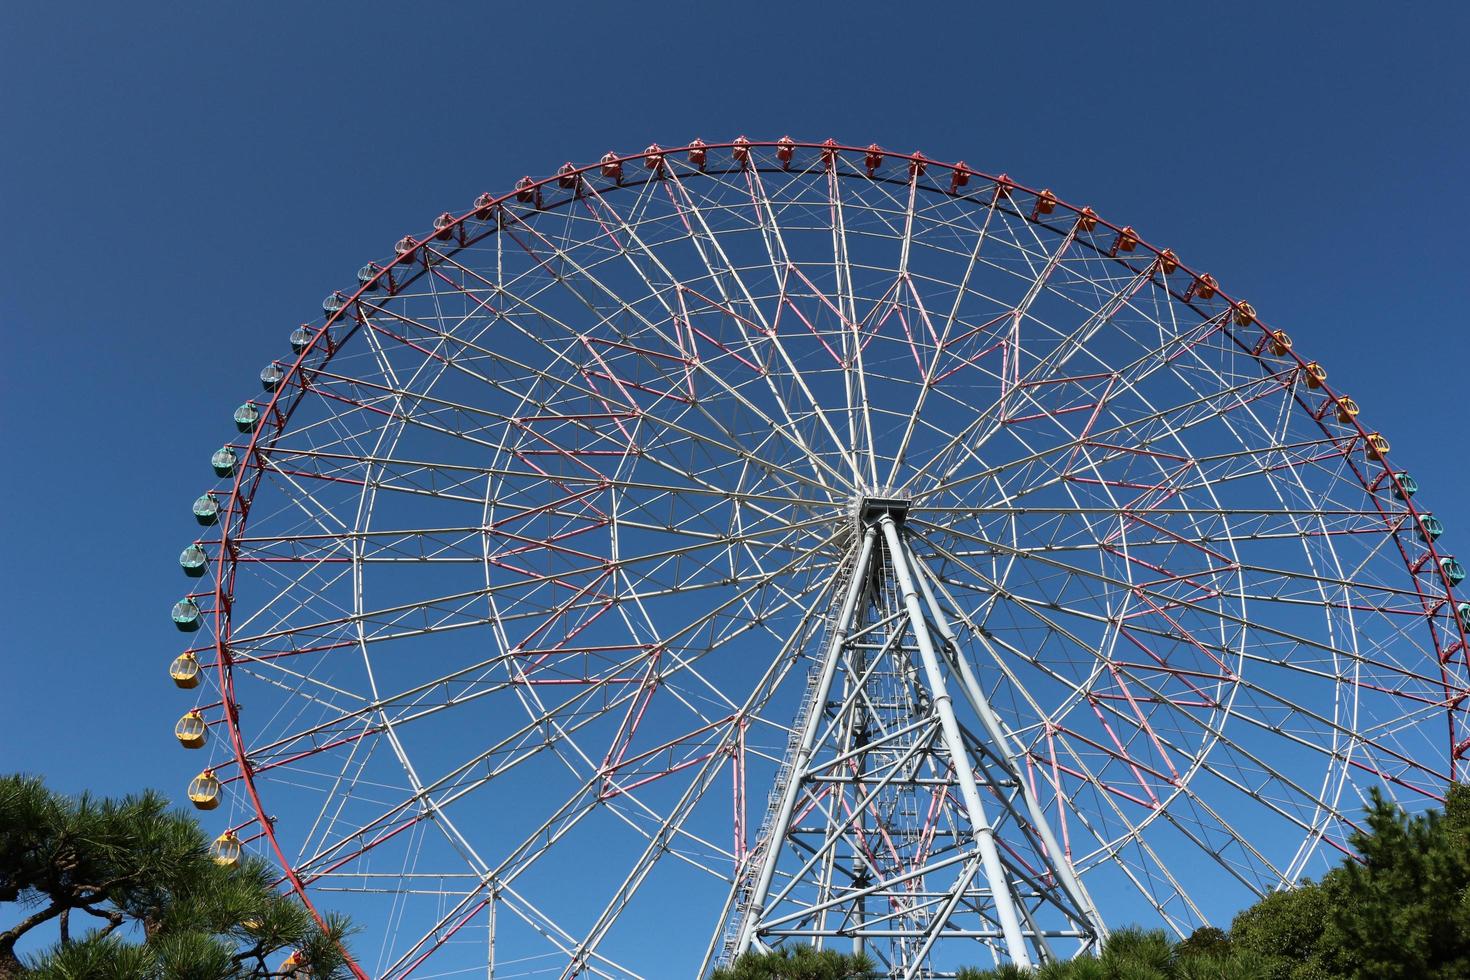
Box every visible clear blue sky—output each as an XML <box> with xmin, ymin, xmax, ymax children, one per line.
<box><xmin>2</xmin><ymin>0</ymin><xmax>1467</xmax><ymax>950</ymax></box>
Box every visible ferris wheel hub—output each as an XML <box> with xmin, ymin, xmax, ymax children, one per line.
<box><xmin>852</xmin><ymin>491</ymin><xmax>911</xmax><ymax>529</ymax></box>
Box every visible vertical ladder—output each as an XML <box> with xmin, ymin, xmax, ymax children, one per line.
<box><xmin>716</xmin><ymin>556</ymin><xmax>859</xmax><ymax>965</ymax></box>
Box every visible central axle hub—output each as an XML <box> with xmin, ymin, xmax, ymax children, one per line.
<box><xmin>853</xmin><ymin>492</ymin><xmax>911</xmax><ymax>530</ymax></box>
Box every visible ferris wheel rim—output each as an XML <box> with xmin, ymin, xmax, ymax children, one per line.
<box><xmin>186</xmin><ymin>137</ymin><xmax>1469</xmax><ymax>975</ymax></box>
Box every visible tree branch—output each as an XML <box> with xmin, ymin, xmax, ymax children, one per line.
<box><xmin>79</xmin><ymin>904</ymin><xmax>125</xmax><ymax>937</ymax></box>
<box><xmin>0</xmin><ymin>901</ymin><xmax>65</xmax><ymax>953</ymax></box>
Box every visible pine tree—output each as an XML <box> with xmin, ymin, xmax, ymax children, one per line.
<box><xmin>1316</xmin><ymin>784</ymin><xmax>1470</xmax><ymax>979</ymax></box>
<box><xmin>712</xmin><ymin>945</ymin><xmax>875</xmax><ymax>979</ymax></box>
<box><xmin>0</xmin><ymin>774</ymin><xmax>353</xmax><ymax>979</ymax></box>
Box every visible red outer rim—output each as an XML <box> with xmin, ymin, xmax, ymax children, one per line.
<box><xmin>195</xmin><ymin>139</ymin><xmax>1469</xmax><ymax>975</ymax></box>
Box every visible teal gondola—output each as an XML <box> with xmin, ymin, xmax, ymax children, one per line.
<box><xmin>210</xmin><ymin>447</ymin><xmax>237</xmax><ymax>478</ymax></box>
<box><xmin>192</xmin><ymin>493</ymin><xmax>220</xmax><ymax>526</ymax></box>
<box><xmin>172</xmin><ymin>598</ymin><xmax>202</xmax><ymax>632</ymax></box>
<box><xmin>180</xmin><ymin>544</ymin><xmax>208</xmax><ymax>578</ymax></box>
<box><xmin>1440</xmin><ymin>557</ymin><xmax>1466</xmax><ymax>587</ymax></box>
<box><xmin>234</xmin><ymin>403</ymin><xmax>260</xmax><ymax>433</ymax></box>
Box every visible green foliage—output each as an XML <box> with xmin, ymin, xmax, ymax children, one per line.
<box><xmin>712</xmin><ymin>945</ymin><xmax>874</xmax><ymax>979</ymax></box>
<box><xmin>958</xmin><ymin>964</ymin><xmax>1033</xmax><ymax>980</ymax></box>
<box><xmin>1221</xmin><ymin>784</ymin><xmax>1470</xmax><ymax>980</ymax></box>
<box><xmin>1317</xmin><ymin>784</ymin><xmax>1470</xmax><ymax>979</ymax></box>
<box><xmin>957</xmin><ymin>929</ymin><xmax>1174</xmax><ymax>979</ymax></box>
<box><xmin>1172</xmin><ymin>948</ymin><xmax>1275</xmax><ymax>980</ymax></box>
<box><xmin>1098</xmin><ymin>927</ymin><xmax>1173</xmax><ymax>978</ymax></box>
<box><xmin>1173</xmin><ymin>927</ymin><xmax>1230</xmax><ymax>962</ymax></box>
<box><xmin>1227</xmin><ymin>880</ymin><xmax>1332</xmax><ymax>979</ymax></box>
<box><xmin>0</xmin><ymin>773</ymin><xmax>353</xmax><ymax>979</ymax></box>
<box><xmin>21</xmin><ymin>935</ymin><xmax>157</xmax><ymax>980</ymax></box>
<box><xmin>1034</xmin><ymin>957</ymin><xmax>1107</xmax><ymax>980</ymax></box>
<box><xmin>958</xmin><ymin>963</ymin><xmax>1032</xmax><ymax>980</ymax></box>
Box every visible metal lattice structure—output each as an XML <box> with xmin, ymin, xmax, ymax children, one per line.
<box><xmin>167</xmin><ymin>138</ymin><xmax>1469</xmax><ymax>979</ymax></box>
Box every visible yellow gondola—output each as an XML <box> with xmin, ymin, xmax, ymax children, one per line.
<box><xmin>188</xmin><ymin>771</ymin><xmax>221</xmax><ymax>810</ymax></box>
<box><xmin>169</xmin><ymin>651</ymin><xmax>200</xmax><ymax>689</ymax></box>
<box><xmin>210</xmin><ymin>831</ymin><xmax>242</xmax><ymax>866</ymax></box>
<box><xmin>175</xmin><ymin>710</ymin><xmax>207</xmax><ymax>749</ymax></box>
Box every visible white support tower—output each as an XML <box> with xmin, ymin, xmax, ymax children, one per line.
<box><xmin>725</xmin><ymin>495</ymin><xmax>1106</xmax><ymax>977</ymax></box>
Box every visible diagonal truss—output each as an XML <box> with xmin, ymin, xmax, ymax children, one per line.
<box><xmin>725</xmin><ymin>498</ymin><xmax>1106</xmax><ymax>976</ymax></box>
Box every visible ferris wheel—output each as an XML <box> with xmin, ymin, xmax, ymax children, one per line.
<box><xmin>166</xmin><ymin>138</ymin><xmax>1470</xmax><ymax>979</ymax></box>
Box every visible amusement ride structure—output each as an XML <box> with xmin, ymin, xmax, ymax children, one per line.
<box><xmin>166</xmin><ymin>138</ymin><xmax>1469</xmax><ymax>978</ymax></box>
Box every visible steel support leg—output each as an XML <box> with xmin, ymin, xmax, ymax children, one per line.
<box><xmin>907</xmin><ymin>546</ymin><xmax>1108</xmax><ymax>948</ymax></box>
<box><xmin>736</xmin><ymin>527</ymin><xmax>878</xmax><ymax>956</ymax></box>
<box><xmin>879</xmin><ymin>517</ymin><xmax>1033</xmax><ymax>968</ymax></box>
